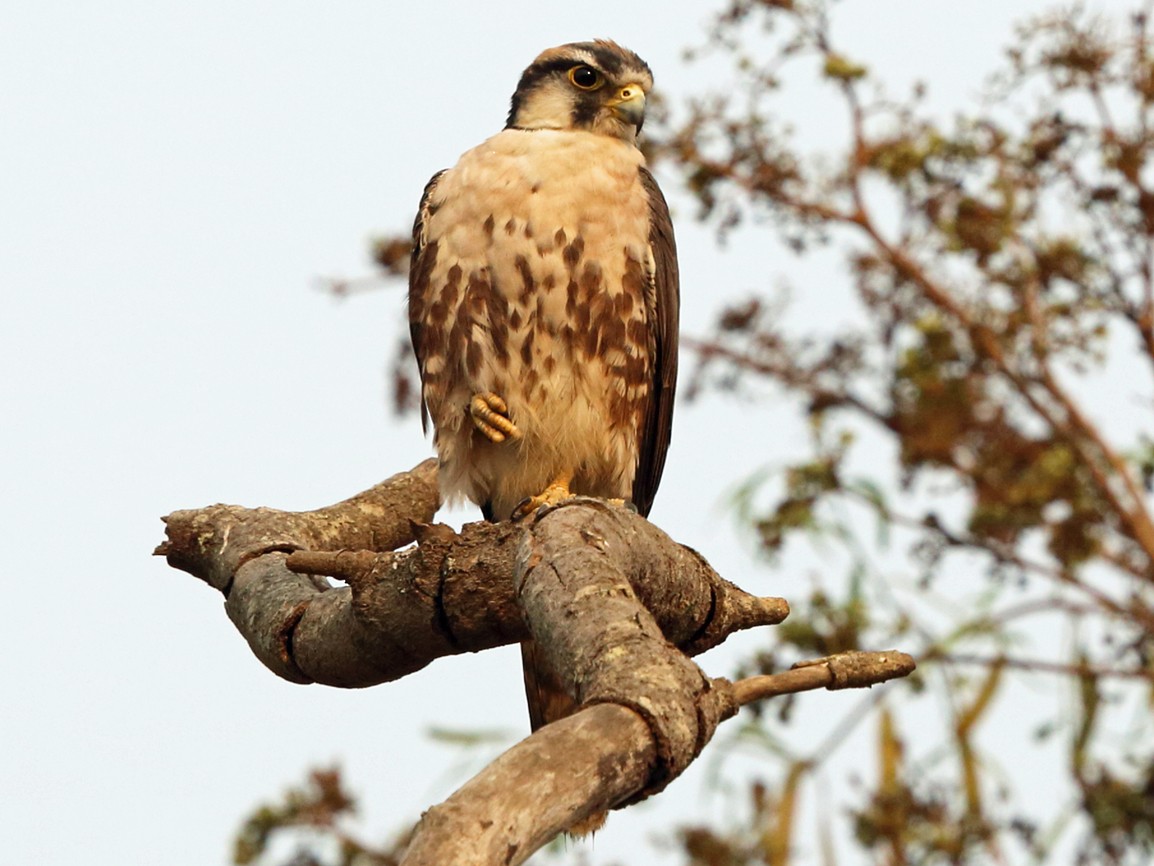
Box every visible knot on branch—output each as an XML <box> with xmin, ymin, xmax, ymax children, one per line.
<box><xmin>611</xmin><ymin>675</ymin><xmax>742</xmax><ymax>805</ymax></box>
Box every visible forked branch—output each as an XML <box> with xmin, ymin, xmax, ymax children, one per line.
<box><xmin>155</xmin><ymin>461</ymin><xmax>914</xmax><ymax>865</ymax></box>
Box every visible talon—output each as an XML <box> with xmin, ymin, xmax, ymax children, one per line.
<box><xmin>512</xmin><ymin>470</ymin><xmax>575</xmax><ymax>519</ymax></box>
<box><xmin>469</xmin><ymin>392</ymin><xmax>522</xmax><ymax>443</ymax></box>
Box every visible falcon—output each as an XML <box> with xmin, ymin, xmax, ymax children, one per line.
<box><xmin>408</xmin><ymin>39</ymin><xmax>679</xmax><ymax>771</ymax></box>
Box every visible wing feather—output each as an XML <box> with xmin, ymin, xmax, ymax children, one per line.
<box><xmin>408</xmin><ymin>169</ymin><xmax>448</xmax><ymax>434</ymax></box>
<box><xmin>632</xmin><ymin>167</ymin><xmax>679</xmax><ymax>517</ymax></box>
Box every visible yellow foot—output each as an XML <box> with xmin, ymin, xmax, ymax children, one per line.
<box><xmin>469</xmin><ymin>392</ymin><xmax>522</xmax><ymax>444</ymax></box>
<box><xmin>513</xmin><ymin>471</ymin><xmax>575</xmax><ymax>519</ymax></box>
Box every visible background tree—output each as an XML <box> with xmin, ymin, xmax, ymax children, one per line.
<box><xmin>661</xmin><ymin>2</ymin><xmax>1154</xmax><ymax>864</ymax></box>
<box><xmin>245</xmin><ymin>2</ymin><xmax>1154</xmax><ymax>864</ymax></box>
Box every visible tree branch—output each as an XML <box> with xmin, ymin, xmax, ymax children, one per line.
<box><xmin>401</xmin><ymin>651</ymin><xmax>913</xmax><ymax>866</ymax></box>
<box><xmin>157</xmin><ymin>468</ymin><xmax>789</xmax><ymax>686</ymax></box>
<box><xmin>155</xmin><ymin>459</ymin><xmax>441</xmax><ymax>591</ymax></box>
<box><xmin>156</xmin><ymin>462</ymin><xmax>914</xmax><ymax>864</ymax></box>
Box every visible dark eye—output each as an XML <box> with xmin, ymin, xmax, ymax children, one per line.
<box><xmin>567</xmin><ymin>65</ymin><xmax>603</xmax><ymax>91</ymax></box>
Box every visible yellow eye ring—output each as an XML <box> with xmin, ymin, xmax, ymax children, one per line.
<box><xmin>567</xmin><ymin>65</ymin><xmax>603</xmax><ymax>91</ymax></box>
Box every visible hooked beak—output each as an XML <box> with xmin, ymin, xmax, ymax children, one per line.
<box><xmin>608</xmin><ymin>83</ymin><xmax>647</xmax><ymax>130</ymax></box>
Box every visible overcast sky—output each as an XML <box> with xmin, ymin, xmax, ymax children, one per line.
<box><xmin>2</xmin><ymin>2</ymin><xmax>1137</xmax><ymax>864</ymax></box>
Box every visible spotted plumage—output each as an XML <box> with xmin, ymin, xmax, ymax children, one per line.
<box><xmin>408</xmin><ymin>41</ymin><xmax>680</xmax><ymax>805</ymax></box>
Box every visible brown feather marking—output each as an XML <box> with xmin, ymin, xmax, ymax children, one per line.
<box><xmin>565</xmin><ymin>279</ymin><xmax>579</xmax><ymax>318</ymax></box>
<box><xmin>463</xmin><ymin>270</ymin><xmax>494</xmax><ymax>377</ymax></box>
<box><xmin>466</xmin><ymin>339</ymin><xmax>483</xmax><ymax>378</ymax></box>
<box><xmin>515</xmin><ymin>254</ymin><xmax>535</xmax><ymax>304</ymax></box>
<box><xmin>443</xmin><ymin>265</ymin><xmax>462</xmax><ymax>309</ymax></box>
<box><xmin>601</xmin><ymin>315</ymin><xmax>625</xmax><ymax>356</ymax></box>
<box><xmin>616</xmin><ymin>288</ymin><xmax>635</xmax><ymax>317</ymax></box>
<box><xmin>491</xmin><ymin>321</ymin><xmax>510</xmax><ymax>367</ymax></box>
<box><xmin>539</xmin><ymin>293</ymin><xmax>557</xmax><ymax>336</ymax></box>
<box><xmin>563</xmin><ymin>236</ymin><xmax>584</xmax><ymax>271</ymax></box>
<box><xmin>579</xmin><ymin>261</ymin><xmax>601</xmax><ymax>295</ymax></box>
<box><xmin>583</xmin><ymin>321</ymin><xmax>600</xmax><ymax>358</ymax></box>
<box><xmin>467</xmin><ymin>271</ymin><xmax>488</xmax><ymax>315</ymax></box>
<box><xmin>408</xmin><ymin>239</ymin><xmax>439</xmax><ymax>324</ymax></box>
<box><xmin>625</xmin><ymin>317</ymin><xmax>648</xmax><ymax>349</ymax></box>
<box><xmin>446</xmin><ymin>319</ymin><xmax>464</xmax><ymax>375</ymax></box>
<box><xmin>485</xmin><ymin>289</ymin><xmax>510</xmax><ymax>366</ymax></box>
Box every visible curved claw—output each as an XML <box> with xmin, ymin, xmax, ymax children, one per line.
<box><xmin>512</xmin><ymin>471</ymin><xmax>576</xmax><ymax>520</ymax></box>
<box><xmin>470</xmin><ymin>392</ymin><xmax>522</xmax><ymax>444</ymax></box>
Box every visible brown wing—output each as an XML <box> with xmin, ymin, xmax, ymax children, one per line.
<box><xmin>408</xmin><ymin>169</ymin><xmax>448</xmax><ymax>434</ymax></box>
<box><xmin>631</xmin><ymin>167</ymin><xmax>680</xmax><ymax>517</ymax></box>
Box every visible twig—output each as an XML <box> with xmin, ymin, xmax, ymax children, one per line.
<box><xmin>732</xmin><ymin>650</ymin><xmax>916</xmax><ymax>705</ymax></box>
<box><xmin>926</xmin><ymin>651</ymin><xmax>1153</xmax><ymax>681</ymax></box>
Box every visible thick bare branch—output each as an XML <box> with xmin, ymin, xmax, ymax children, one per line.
<box><xmin>515</xmin><ymin>500</ymin><xmax>739</xmax><ymax>797</ymax></box>
<box><xmin>157</xmin><ymin>464</ymin><xmax>913</xmax><ymax>864</ymax></box>
<box><xmin>157</xmin><ymin>468</ymin><xmax>789</xmax><ymax>687</ymax></box>
<box><xmin>400</xmin><ymin>651</ymin><xmax>916</xmax><ymax>866</ymax></box>
<box><xmin>401</xmin><ymin>705</ymin><xmax>655</xmax><ymax>866</ymax></box>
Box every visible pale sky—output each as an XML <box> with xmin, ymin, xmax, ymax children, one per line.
<box><xmin>2</xmin><ymin>2</ymin><xmax>1133</xmax><ymax>864</ymax></box>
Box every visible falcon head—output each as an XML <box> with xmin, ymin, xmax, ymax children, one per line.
<box><xmin>505</xmin><ymin>40</ymin><xmax>654</xmax><ymax>141</ymax></box>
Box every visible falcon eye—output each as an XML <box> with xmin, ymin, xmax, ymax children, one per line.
<box><xmin>567</xmin><ymin>65</ymin><xmax>603</xmax><ymax>91</ymax></box>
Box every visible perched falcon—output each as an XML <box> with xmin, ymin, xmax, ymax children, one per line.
<box><xmin>408</xmin><ymin>38</ymin><xmax>679</xmax><ymax>779</ymax></box>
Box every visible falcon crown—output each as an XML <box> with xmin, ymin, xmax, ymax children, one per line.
<box><xmin>505</xmin><ymin>40</ymin><xmax>654</xmax><ymax>141</ymax></box>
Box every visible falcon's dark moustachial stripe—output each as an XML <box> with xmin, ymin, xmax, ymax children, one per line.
<box><xmin>408</xmin><ymin>40</ymin><xmax>680</xmax><ymax>829</ymax></box>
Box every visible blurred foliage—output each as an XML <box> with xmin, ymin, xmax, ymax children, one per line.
<box><xmin>233</xmin><ymin>768</ymin><xmax>408</xmax><ymax>866</ymax></box>
<box><xmin>660</xmin><ymin>1</ymin><xmax>1154</xmax><ymax>863</ymax></box>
